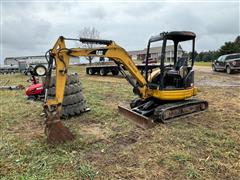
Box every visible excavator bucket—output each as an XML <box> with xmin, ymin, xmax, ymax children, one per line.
<box><xmin>44</xmin><ymin>105</ymin><xmax>75</xmax><ymax>144</ymax></box>
<box><xmin>118</xmin><ymin>105</ymin><xmax>156</xmax><ymax>129</ymax></box>
<box><xmin>45</xmin><ymin>119</ymin><xmax>75</xmax><ymax>144</ymax></box>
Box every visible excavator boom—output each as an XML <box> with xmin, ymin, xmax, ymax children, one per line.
<box><xmin>43</xmin><ymin>36</ymin><xmax>150</xmax><ymax>143</ymax></box>
<box><xmin>49</xmin><ymin>37</ymin><xmax>148</xmax><ymax>105</ymax></box>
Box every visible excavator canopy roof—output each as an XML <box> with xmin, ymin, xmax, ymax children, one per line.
<box><xmin>149</xmin><ymin>31</ymin><xmax>196</xmax><ymax>43</ymax></box>
<box><xmin>165</xmin><ymin>31</ymin><xmax>196</xmax><ymax>42</ymax></box>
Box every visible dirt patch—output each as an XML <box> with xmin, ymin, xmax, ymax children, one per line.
<box><xmin>111</xmin><ymin>125</ymin><xmax>125</xmax><ymax>132</ymax></box>
<box><xmin>81</xmin><ymin>124</ymin><xmax>108</xmax><ymax>140</ymax></box>
<box><xmin>195</xmin><ymin>66</ymin><xmax>240</xmax><ymax>77</ymax></box>
<box><xmin>196</xmin><ymin>79</ymin><xmax>240</xmax><ymax>87</ymax></box>
<box><xmin>86</xmin><ymin>130</ymin><xmax>141</xmax><ymax>164</ymax></box>
<box><xmin>77</xmin><ymin>118</ymin><xmax>103</xmax><ymax>125</ymax></box>
<box><xmin>107</xmin><ymin>130</ymin><xmax>141</xmax><ymax>153</ymax></box>
<box><xmin>7</xmin><ymin>119</ymin><xmax>44</xmax><ymax>142</ymax></box>
<box><xmin>195</xmin><ymin>68</ymin><xmax>240</xmax><ymax>87</ymax></box>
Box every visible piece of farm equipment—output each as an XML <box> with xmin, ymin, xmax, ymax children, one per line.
<box><xmin>0</xmin><ymin>79</ymin><xmax>25</xmax><ymax>90</ymax></box>
<box><xmin>0</xmin><ymin>84</ymin><xmax>25</xmax><ymax>90</ymax></box>
<box><xmin>25</xmin><ymin>74</ymin><xmax>45</xmax><ymax>100</ymax></box>
<box><xmin>41</xmin><ymin>31</ymin><xmax>208</xmax><ymax>144</ymax></box>
<box><xmin>0</xmin><ymin>65</ymin><xmax>19</xmax><ymax>74</ymax></box>
<box><xmin>0</xmin><ymin>61</ymin><xmax>28</xmax><ymax>74</ymax></box>
<box><xmin>86</xmin><ymin>64</ymin><xmax>159</xmax><ymax>76</ymax></box>
<box><xmin>24</xmin><ymin>64</ymin><xmax>47</xmax><ymax>100</ymax></box>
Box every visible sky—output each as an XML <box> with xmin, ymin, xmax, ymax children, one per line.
<box><xmin>1</xmin><ymin>0</ymin><xmax>239</xmax><ymax>64</ymax></box>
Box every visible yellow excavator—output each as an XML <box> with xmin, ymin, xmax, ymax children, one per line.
<box><xmin>39</xmin><ymin>31</ymin><xmax>208</xmax><ymax>143</ymax></box>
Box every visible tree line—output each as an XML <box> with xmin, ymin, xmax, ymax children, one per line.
<box><xmin>193</xmin><ymin>36</ymin><xmax>240</xmax><ymax>62</ymax></box>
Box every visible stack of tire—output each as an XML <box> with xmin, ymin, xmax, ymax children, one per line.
<box><xmin>46</xmin><ymin>73</ymin><xmax>88</xmax><ymax>118</ymax></box>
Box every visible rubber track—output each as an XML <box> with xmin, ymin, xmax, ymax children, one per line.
<box><xmin>153</xmin><ymin>99</ymin><xmax>208</xmax><ymax>123</ymax></box>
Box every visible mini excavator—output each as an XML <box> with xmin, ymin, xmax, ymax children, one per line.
<box><xmin>39</xmin><ymin>31</ymin><xmax>208</xmax><ymax>143</ymax></box>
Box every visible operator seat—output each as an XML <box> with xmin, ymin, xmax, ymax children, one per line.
<box><xmin>148</xmin><ymin>58</ymin><xmax>189</xmax><ymax>89</ymax></box>
<box><xmin>164</xmin><ymin>57</ymin><xmax>189</xmax><ymax>88</ymax></box>
<box><xmin>166</xmin><ymin>57</ymin><xmax>188</xmax><ymax>77</ymax></box>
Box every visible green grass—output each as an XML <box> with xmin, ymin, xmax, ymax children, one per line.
<box><xmin>77</xmin><ymin>165</ymin><xmax>96</xmax><ymax>180</ymax></box>
<box><xmin>194</xmin><ymin>61</ymin><xmax>212</xmax><ymax>66</ymax></box>
<box><xmin>0</xmin><ymin>66</ymin><xmax>240</xmax><ymax>179</ymax></box>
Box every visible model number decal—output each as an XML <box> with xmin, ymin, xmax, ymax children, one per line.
<box><xmin>96</xmin><ymin>50</ymin><xmax>104</xmax><ymax>55</ymax></box>
<box><xmin>90</xmin><ymin>49</ymin><xmax>107</xmax><ymax>56</ymax></box>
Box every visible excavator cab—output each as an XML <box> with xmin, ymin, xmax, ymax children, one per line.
<box><xmin>145</xmin><ymin>31</ymin><xmax>196</xmax><ymax>90</ymax></box>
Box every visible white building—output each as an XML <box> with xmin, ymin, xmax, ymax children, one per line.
<box><xmin>128</xmin><ymin>45</ymin><xmax>184</xmax><ymax>62</ymax></box>
<box><xmin>4</xmin><ymin>55</ymin><xmax>80</xmax><ymax>65</ymax></box>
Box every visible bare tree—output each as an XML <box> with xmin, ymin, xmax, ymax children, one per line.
<box><xmin>79</xmin><ymin>27</ymin><xmax>100</xmax><ymax>64</ymax></box>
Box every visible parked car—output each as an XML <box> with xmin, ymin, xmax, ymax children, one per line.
<box><xmin>212</xmin><ymin>53</ymin><xmax>240</xmax><ymax>74</ymax></box>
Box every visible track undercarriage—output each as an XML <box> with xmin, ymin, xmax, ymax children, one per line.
<box><xmin>118</xmin><ymin>98</ymin><xmax>208</xmax><ymax>129</ymax></box>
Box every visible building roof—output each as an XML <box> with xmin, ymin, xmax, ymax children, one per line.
<box><xmin>4</xmin><ymin>55</ymin><xmax>45</xmax><ymax>60</ymax></box>
<box><xmin>128</xmin><ymin>45</ymin><xmax>183</xmax><ymax>56</ymax></box>
<box><xmin>127</xmin><ymin>50</ymin><xmax>144</xmax><ymax>56</ymax></box>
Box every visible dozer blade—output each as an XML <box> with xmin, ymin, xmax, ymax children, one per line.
<box><xmin>118</xmin><ymin>105</ymin><xmax>156</xmax><ymax>129</ymax></box>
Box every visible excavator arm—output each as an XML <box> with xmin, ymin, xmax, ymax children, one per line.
<box><xmin>43</xmin><ymin>36</ymin><xmax>148</xmax><ymax>143</ymax></box>
<box><xmin>45</xmin><ymin>37</ymin><xmax>147</xmax><ymax>107</ymax></box>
